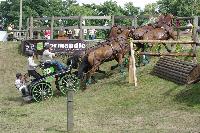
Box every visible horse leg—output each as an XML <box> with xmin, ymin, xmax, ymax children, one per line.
<box><xmin>86</xmin><ymin>65</ymin><xmax>99</xmax><ymax>85</ymax></box>
<box><xmin>163</xmin><ymin>43</ymin><xmax>172</xmax><ymax>52</ymax></box>
<box><xmin>111</xmin><ymin>64</ymin><xmax>119</xmax><ymax>70</ymax></box>
<box><xmin>96</xmin><ymin>67</ymin><xmax>106</xmax><ymax>74</ymax></box>
<box><xmin>117</xmin><ymin>54</ymin><xmax>125</xmax><ymax>73</ymax></box>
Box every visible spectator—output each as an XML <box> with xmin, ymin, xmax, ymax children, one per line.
<box><xmin>83</xmin><ymin>29</ymin><xmax>88</xmax><ymax>39</ymax></box>
<box><xmin>186</xmin><ymin>20</ymin><xmax>193</xmax><ymax>33</ymax></box>
<box><xmin>44</xmin><ymin>25</ymin><xmax>51</xmax><ymax>39</ymax></box>
<box><xmin>67</xmin><ymin>29</ymin><xmax>73</xmax><ymax>39</ymax></box>
<box><xmin>89</xmin><ymin>29</ymin><xmax>96</xmax><ymax>40</ymax></box>
<box><xmin>7</xmin><ymin>24</ymin><xmax>14</xmax><ymax>41</ymax></box>
<box><xmin>0</xmin><ymin>24</ymin><xmax>3</xmax><ymax>31</ymax></box>
<box><xmin>176</xmin><ymin>19</ymin><xmax>181</xmax><ymax>28</ymax></box>
<box><xmin>74</xmin><ymin>28</ymin><xmax>80</xmax><ymax>39</ymax></box>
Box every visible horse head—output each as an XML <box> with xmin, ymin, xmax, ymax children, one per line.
<box><xmin>155</xmin><ymin>14</ymin><xmax>174</xmax><ymax>28</ymax></box>
<box><xmin>109</xmin><ymin>25</ymin><xmax>124</xmax><ymax>40</ymax></box>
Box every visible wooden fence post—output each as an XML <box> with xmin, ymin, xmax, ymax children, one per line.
<box><xmin>132</xmin><ymin>15</ymin><xmax>137</xmax><ymax>28</ymax></box>
<box><xmin>79</xmin><ymin>16</ymin><xmax>83</xmax><ymax>40</ymax></box>
<box><xmin>26</xmin><ymin>18</ymin><xmax>30</xmax><ymax>40</ymax></box>
<box><xmin>111</xmin><ymin>15</ymin><xmax>115</xmax><ymax>26</ymax></box>
<box><xmin>67</xmin><ymin>90</ymin><xmax>74</xmax><ymax>132</ymax></box>
<box><xmin>30</xmin><ymin>16</ymin><xmax>33</xmax><ymax>39</ymax></box>
<box><xmin>192</xmin><ymin>16</ymin><xmax>198</xmax><ymax>63</ymax></box>
<box><xmin>129</xmin><ymin>40</ymin><xmax>137</xmax><ymax>86</ymax></box>
<box><xmin>51</xmin><ymin>16</ymin><xmax>54</xmax><ymax>39</ymax></box>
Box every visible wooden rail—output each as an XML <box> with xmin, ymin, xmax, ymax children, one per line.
<box><xmin>139</xmin><ymin>52</ymin><xmax>196</xmax><ymax>57</ymax></box>
<box><xmin>132</xmin><ymin>40</ymin><xmax>196</xmax><ymax>44</ymax></box>
<box><xmin>29</xmin><ymin>15</ymin><xmax>136</xmax><ymax>40</ymax></box>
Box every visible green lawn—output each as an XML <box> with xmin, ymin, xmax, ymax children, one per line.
<box><xmin>1</xmin><ymin>42</ymin><xmax>200</xmax><ymax>132</ymax></box>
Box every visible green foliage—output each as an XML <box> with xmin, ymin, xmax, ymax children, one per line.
<box><xmin>157</xmin><ymin>0</ymin><xmax>200</xmax><ymax>16</ymax></box>
<box><xmin>0</xmin><ymin>0</ymin><xmax>199</xmax><ymax>34</ymax></box>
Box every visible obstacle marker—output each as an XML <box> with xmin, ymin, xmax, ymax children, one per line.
<box><xmin>152</xmin><ymin>57</ymin><xmax>200</xmax><ymax>84</ymax></box>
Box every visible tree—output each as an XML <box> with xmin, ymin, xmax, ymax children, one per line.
<box><xmin>0</xmin><ymin>0</ymin><xmax>67</xmax><ymax>28</ymax></box>
<box><xmin>143</xmin><ymin>3</ymin><xmax>158</xmax><ymax>16</ymax></box>
<box><xmin>157</xmin><ymin>0</ymin><xmax>200</xmax><ymax>16</ymax></box>
<box><xmin>123</xmin><ymin>2</ymin><xmax>140</xmax><ymax>16</ymax></box>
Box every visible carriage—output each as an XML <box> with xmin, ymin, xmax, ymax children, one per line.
<box><xmin>24</xmin><ymin>61</ymin><xmax>79</xmax><ymax>102</ymax></box>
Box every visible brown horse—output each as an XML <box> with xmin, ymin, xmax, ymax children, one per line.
<box><xmin>130</xmin><ymin>14</ymin><xmax>174</xmax><ymax>52</ymax></box>
<box><xmin>142</xmin><ymin>26</ymin><xmax>176</xmax><ymax>52</ymax></box>
<box><xmin>77</xmin><ymin>28</ymin><xmax>131</xmax><ymax>86</ymax></box>
<box><xmin>108</xmin><ymin>25</ymin><xmax>125</xmax><ymax>41</ymax></box>
<box><xmin>155</xmin><ymin>14</ymin><xmax>174</xmax><ymax>28</ymax></box>
<box><xmin>130</xmin><ymin>25</ymin><xmax>154</xmax><ymax>40</ymax></box>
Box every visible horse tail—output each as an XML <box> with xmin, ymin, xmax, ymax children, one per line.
<box><xmin>77</xmin><ymin>55</ymin><xmax>91</xmax><ymax>79</ymax></box>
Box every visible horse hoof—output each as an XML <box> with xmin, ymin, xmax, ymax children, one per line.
<box><xmin>167</xmin><ymin>49</ymin><xmax>172</xmax><ymax>53</ymax></box>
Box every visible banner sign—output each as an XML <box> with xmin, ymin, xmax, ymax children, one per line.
<box><xmin>21</xmin><ymin>39</ymin><xmax>86</xmax><ymax>55</ymax></box>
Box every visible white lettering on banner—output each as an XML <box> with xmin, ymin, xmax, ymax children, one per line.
<box><xmin>81</xmin><ymin>43</ymin><xmax>86</xmax><ymax>49</ymax></box>
<box><xmin>69</xmin><ymin>43</ymin><xmax>73</xmax><ymax>48</ymax></box>
<box><xmin>64</xmin><ymin>44</ymin><xmax>68</xmax><ymax>48</ymax></box>
<box><xmin>74</xmin><ymin>43</ymin><xmax>78</xmax><ymax>48</ymax></box>
<box><xmin>43</xmin><ymin>42</ymin><xmax>86</xmax><ymax>50</ymax></box>
<box><xmin>58</xmin><ymin>44</ymin><xmax>65</xmax><ymax>48</ymax></box>
<box><xmin>53</xmin><ymin>44</ymin><xmax>57</xmax><ymax>48</ymax></box>
<box><xmin>25</xmin><ymin>43</ymin><xmax>35</xmax><ymax>51</ymax></box>
<box><xmin>45</xmin><ymin>42</ymin><xmax>49</xmax><ymax>46</ymax></box>
<box><xmin>49</xmin><ymin>44</ymin><xmax>54</xmax><ymax>48</ymax></box>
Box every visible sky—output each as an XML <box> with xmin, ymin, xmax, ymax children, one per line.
<box><xmin>77</xmin><ymin>0</ymin><xmax>158</xmax><ymax>9</ymax></box>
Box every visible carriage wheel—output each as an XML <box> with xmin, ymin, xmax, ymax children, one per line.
<box><xmin>31</xmin><ymin>82</ymin><xmax>53</xmax><ymax>102</ymax></box>
<box><xmin>58</xmin><ymin>74</ymin><xmax>79</xmax><ymax>95</ymax></box>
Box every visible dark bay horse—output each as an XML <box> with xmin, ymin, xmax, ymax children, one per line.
<box><xmin>130</xmin><ymin>14</ymin><xmax>175</xmax><ymax>52</ymax></box>
<box><xmin>66</xmin><ymin>25</ymin><xmax>125</xmax><ymax>76</ymax></box>
<box><xmin>142</xmin><ymin>26</ymin><xmax>176</xmax><ymax>52</ymax></box>
<box><xmin>77</xmin><ymin>28</ymin><xmax>131</xmax><ymax>87</ymax></box>
<box><xmin>66</xmin><ymin>25</ymin><xmax>127</xmax><ymax>71</ymax></box>
<box><xmin>155</xmin><ymin>14</ymin><xmax>174</xmax><ymax>28</ymax></box>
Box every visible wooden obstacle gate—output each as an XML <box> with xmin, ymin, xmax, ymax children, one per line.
<box><xmin>152</xmin><ymin>57</ymin><xmax>200</xmax><ymax>84</ymax></box>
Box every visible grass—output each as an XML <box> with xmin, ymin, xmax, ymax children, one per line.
<box><xmin>1</xmin><ymin>42</ymin><xmax>200</xmax><ymax>132</ymax></box>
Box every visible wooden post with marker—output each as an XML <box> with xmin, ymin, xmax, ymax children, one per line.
<box><xmin>129</xmin><ymin>39</ymin><xmax>137</xmax><ymax>86</ymax></box>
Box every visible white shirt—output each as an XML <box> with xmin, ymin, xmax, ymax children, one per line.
<box><xmin>15</xmin><ymin>79</ymin><xmax>22</xmax><ymax>89</ymax></box>
<box><xmin>187</xmin><ymin>23</ymin><xmax>193</xmax><ymax>27</ymax></box>
<box><xmin>74</xmin><ymin>29</ymin><xmax>80</xmax><ymax>36</ymax></box>
<box><xmin>83</xmin><ymin>29</ymin><xmax>87</xmax><ymax>35</ymax></box>
<box><xmin>15</xmin><ymin>79</ymin><xmax>26</xmax><ymax>92</ymax></box>
<box><xmin>27</xmin><ymin>57</ymin><xmax>37</xmax><ymax>70</ymax></box>
<box><xmin>89</xmin><ymin>29</ymin><xmax>96</xmax><ymax>35</ymax></box>
<box><xmin>42</xmin><ymin>49</ymin><xmax>55</xmax><ymax>62</ymax></box>
<box><xmin>186</xmin><ymin>23</ymin><xmax>193</xmax><ymax>32</ymax></box>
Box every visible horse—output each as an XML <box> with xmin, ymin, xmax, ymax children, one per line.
<box><xmin>108</xmin><ymin>25</ymin><xmax>124</xmax><ymax>41</ymax></box>
<box><xmin>154</xmin><ymin>14</ymin><xmax>174</xmax><ymax>28</ymax></box>
<box><xmin>66</xmin><ymin>25</ymin><xmax>128</xmax><ymax>72</ymax></box>
<box><xmin>142</xmin><ymin>26</ymin><xmax>176</xmax><ymax>52</ymax></box>
<box><xmin>77</xmin><ymin>28</ymin><xmax>131</xmax><ymax>87</ymax></box>
<box><xmin>130</xmin><ymin>14</ymin><xmax>175</xmax><ymax>52</ymax></box>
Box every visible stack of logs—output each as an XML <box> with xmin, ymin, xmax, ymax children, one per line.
<box><xmin>152</xmin><ymin>57</ymin><xmax>200</xmax><ymax>84</ymax></box>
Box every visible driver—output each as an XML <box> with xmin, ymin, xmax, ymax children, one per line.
<box><xmin>42</xmin><ymin>44</ymin><xmax>66</xmax><ymax>71</ymax></box>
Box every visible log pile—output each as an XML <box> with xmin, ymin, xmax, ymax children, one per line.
<box><xmin>152</xmin><ymin>57</ymin><xmax>200</xmax><ymax>84</ymax></box>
